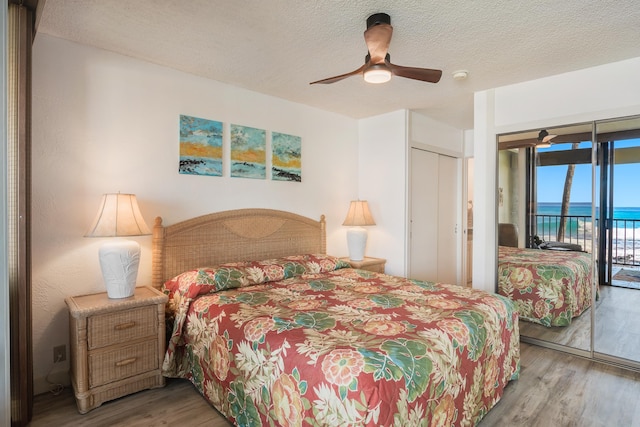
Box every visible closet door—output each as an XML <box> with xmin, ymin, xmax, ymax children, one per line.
<box><xmin>437</xmin><ymin>155</ymin><xmax>458</xmax><ymax>284</ymax></box>
<box><xmin>409</xmin><ymin>148</ymin><xmax>459</xmax><ymax>283</ymax></box>
<box><xmin>410</xmin><ymin>149</ymin><xmax>439</xmax><ymax>280</ymax></box>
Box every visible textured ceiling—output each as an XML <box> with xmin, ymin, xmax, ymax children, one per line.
<box><xmin>37</xmin><ymin>0</ymin><xmax>640</xmax><ymax>129</ymax></box>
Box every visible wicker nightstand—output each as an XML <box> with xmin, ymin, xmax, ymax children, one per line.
<box><xmin>340</xmin><ymin>257</ymin><xmax>386</xmax><ymax>273</ymax></box>
<box><xmin>65</xmin><ymin>286</ymin><xmax>168</xmax><ymax>414</ymax></box>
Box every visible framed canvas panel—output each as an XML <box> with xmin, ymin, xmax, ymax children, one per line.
<box><xmin>272</xmin><ymin>132</ymin><xmax>301</xmax><ymax>182</ymax></box>
<box><xmin>230</xmin><ymin>124</ymin><xmax>266</xmax><ymax>179</ymax></box>
<box><xmin>179</xmin><ymin>115</ymin><xmax>223</xmax><ymax>176</ymax></box>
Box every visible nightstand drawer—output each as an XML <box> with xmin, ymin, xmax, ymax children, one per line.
<box><xmin>89</xmin><ymin>340</ymin><xmax>158</xmax><ymax>387</ymax></box>
<box><xmin>88</xmin><ymin>305</ymin><xmax>157</xmax><ymax>350</ymax></box>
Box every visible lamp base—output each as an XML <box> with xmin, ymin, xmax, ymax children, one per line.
<box><xmin>346</xmin><ymin>227</ymin><xmax>368</xmax><ymax>261</ymax></box>
<box><xmin>98</xmin><ymin>239</ymin><xmax>141</xmax><ymax>299</ymax></box>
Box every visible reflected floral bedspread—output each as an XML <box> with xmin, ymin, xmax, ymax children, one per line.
<box><xmin>163</xmin><ymin>254</ymin><xmax>520</xmax><ymax>426</ymax></box>
<box><xmin>498</xmin><ymin>246</ymin><xmax>593</xmax><ymax>327</ymax></box>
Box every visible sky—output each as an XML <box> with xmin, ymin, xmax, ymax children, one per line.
<box><xmin>537</xmin><ymin>139</ymin><xmax>640</xmax><ymax>207</ymax></box>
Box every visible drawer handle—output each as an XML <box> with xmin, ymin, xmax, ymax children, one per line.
<box><xmin>115</xmin><ymin>357</ymin><xmax>137</xmax><ymax>367</ymax></box>
<box><xmin>114</xmin><ymin>321</ymin><xmax>136</xmax><ymax>331</ymax></box>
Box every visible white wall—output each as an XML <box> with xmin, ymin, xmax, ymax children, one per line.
<box><xmin>357</xmin><ymin>110</ymin><xmax>407</xmax><ymax>275</ymax></box>
<box><xmin>31</xmin><ymin>34</ymin><xmax>361</xmax><ymax>393</ymax></box>
<box><xmin>474</xmin><ymin>56</ymin><xmax>640</xmax><ymax>293</ymax></box>
<box><xmin>410</xmin><ymin>111</ymin><xmax>464</xmax><ymax>155</ymax></box>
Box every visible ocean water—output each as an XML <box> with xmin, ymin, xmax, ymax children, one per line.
<box><xmin>538</xmin><ymin>202</ymin><xmax>640</xmax><ymax>224</ymax></box>
<box><xmin>536</xmin><ymin>202</ymin><xmax>640</xmax><ymax>262</ymax></box>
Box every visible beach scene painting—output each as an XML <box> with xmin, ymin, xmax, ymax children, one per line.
<box><xmin>272</xmin><ymin>132</ymin><xmax>301</xmax><ymax>182</ymax></box>
<box><xmin>230</xmin><ymin>124</ymin><xmax>266</xmax><ymax>179</ymax></box>
<box><xmin>179</xmin><ymin>114</ymin><xmax>223</xmax><ymax>176</ymax></box>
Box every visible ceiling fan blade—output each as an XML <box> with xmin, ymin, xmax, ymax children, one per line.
<box><xmin>387</xmin><ymin>61</ymin><xmax>442</xmax><ymax>83</ymax></box>
<box><xmin>499</xmin><ymin>140</ymin><xmax>537</xmax><ymax>150</ymax></box>
<box><xmin>309</xmin><ymin>64</ymin><xmax>365</xmax><ymax>85</ymax></box>
<box><xmin>364</xmin><ymin>23</ymin><xmax>392</xmax><ymax>63</ymax></box>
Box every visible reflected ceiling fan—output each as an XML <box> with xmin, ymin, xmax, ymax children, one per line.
<box><xmin>536</xmin><ymin>129</ymin><xmax>557</xmax><ymax>148</ymax></box>
<box><xmin>310</xmin><ymin>13</ymin><xmax>442</xmax><ymax>85</ymax></box>
<box><xmin>499</xmin><ymin>129</ymin><xmax>559</xmax><ymax>150</ymax></box>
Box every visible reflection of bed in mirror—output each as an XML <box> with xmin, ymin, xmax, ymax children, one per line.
<box><xmin>497</xmin><ymin>245</ymin><xmax>593</xmax><ymax>327</ymax></box>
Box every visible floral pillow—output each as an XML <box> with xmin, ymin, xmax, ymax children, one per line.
<box><xmin>163</xmin><ymin>253</ymin><xmax>349</xmax><ymax>302</ymax></box>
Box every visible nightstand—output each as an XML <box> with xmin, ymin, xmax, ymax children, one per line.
<box><xmin>65</xmin><ymin>286</ymin><xmax>168</xmax><ymax>414</ymax></box>
<box><xmin>340</xmin><ymin>256</ymin><xmax>386</xmax><ymax>273</ymax></box>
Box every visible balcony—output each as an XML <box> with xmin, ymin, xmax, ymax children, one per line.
<box><xmin>534</xmin><ymin>214</ymin><xmax>640</xmax><ymax>266</ymax></box>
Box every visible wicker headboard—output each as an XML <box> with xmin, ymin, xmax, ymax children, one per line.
<box><xmin>151</xmin><ymin>208</ymin><xmax>326</xmax><ymax>288</ymax></box>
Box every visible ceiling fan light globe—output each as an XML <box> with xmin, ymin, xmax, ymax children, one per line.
<box><xmin>364</xmin><ymin>68</ymin><xmax>391</xmax><ymax>84</ymax></box>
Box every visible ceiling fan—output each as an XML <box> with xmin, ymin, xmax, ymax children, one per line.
<box><xmin>499</xmin><ymin>129</ymin><xmax>560</xmax><ymax>150</ymax></box>
<box><xmin>310</xmin><ymin>13</ymin><xmax>442</xmax><ymax>85</ymax></box>
<box><xmin>536</xmin><ymin>129</ymin><xmax>557</xmax><ymax>148</ymax></box>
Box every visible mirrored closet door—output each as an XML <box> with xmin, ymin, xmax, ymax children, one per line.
<box><xmin>497</xmin><ymin>123</ymin><xmax>594</xmax><ymax>354</ymax></box>
<box><xmin>593</xmin><ymin>116</ymin><xmax>640</xmax><ymax>366</ymax></box>
<box><xmin>497</xmin><ymin>116</ymin><xmax>640</xmax><ymax>368</ymax></box>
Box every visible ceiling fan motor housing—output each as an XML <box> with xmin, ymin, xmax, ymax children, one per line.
<box><xmin>366</xmin><ymin>13</ymin><xmax>390</xmax><ymax>29</ymax></box>
<box><xmin>365</xmin><ymin>53</ymin><xmax>391</xmax><ymax>63</ymax></box>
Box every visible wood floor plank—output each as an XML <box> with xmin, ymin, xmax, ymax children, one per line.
<box><xmin>30</xmin><ymin>343</ymin><xmax>640</xmax><ymax>426</ymax></box>
<box><xmin>30</xmin><ymin>379</ymin><xmax>232</xmax><ymax>427</ymax></box>
<box><xmin>479</xmin><ymin>343</ymin><xmax>640</xmax><ymax>427</ymax></box>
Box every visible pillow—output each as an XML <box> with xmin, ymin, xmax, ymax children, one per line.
<box><xmin>163</xmin><ymin>253</ymin><xmax>349</xmax><ymax>298</ymax></box>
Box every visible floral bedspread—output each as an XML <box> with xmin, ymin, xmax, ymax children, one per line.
<box><xmin>498</xmin><ymin>246</ymin><xmax>593</xmax><ymax>327</ymax></box>
<box><xmin>163</xmin><ymin>254</ymin><xmax>520</xmax><ymax>427</ymax></box>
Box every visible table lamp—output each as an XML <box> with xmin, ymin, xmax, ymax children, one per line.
<box><xmin>342</xmin><ymin>200</ymin><xmax>376</xmax><ymax>261</ymax></box>
<box><xmin>85</xmin><ymin>193</ymin><xmax>151</xmax><ymax>298</ymax></box>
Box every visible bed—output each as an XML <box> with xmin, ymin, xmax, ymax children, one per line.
<box><xmin>153</xmin><ymin>209</ymin><xmax>520</xmax><ymax>426</ymax></box>
<box><xmin>498</xmin><ymin>245</ymin><xmax>594</xmax><ymax>327</ymax></box>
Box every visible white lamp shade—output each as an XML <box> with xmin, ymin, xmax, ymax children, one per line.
<box><xmin>86</xmin><ymin>193</ymin><xmax>151</xmax><ymax>298</ymax></box>
<box><xmin>342</xmin><ymin>200</ymin><xmax>376</xmax><ymax>226</ymax></box>
<box><xmin>85</xmin><ymin>193</ymin><xmax>151</xmax><ymax>237</ymax></box>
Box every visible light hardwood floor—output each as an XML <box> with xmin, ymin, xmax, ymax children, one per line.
<box><xmin>30</xmin><ymin>342</ymin><xmax>640</xmax><ymax>427</ymax></box>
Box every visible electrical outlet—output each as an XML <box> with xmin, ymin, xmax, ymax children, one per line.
<box><xmin>53</xmin><ymin>345</ymin><xmax>66</xmax><ymax>363</ymax></box>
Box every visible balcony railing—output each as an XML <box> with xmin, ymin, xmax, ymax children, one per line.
<box><xmin>610</xmin><ymin>219</ymin><xmax>640</xmax><ymax>266</ymax></box>
<box><xmin>533</xmin><ymin>214</ymin><xmax>640</xmax><ymax>266</ymax></box>
<box><xmin>535</xmin><ymin>214</ymin><xmax>590</xmax><ymax>249</ymax></box>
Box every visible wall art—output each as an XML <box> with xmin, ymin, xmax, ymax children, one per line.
<box><xmin>271</xmin><ymin>132</ymin><xmax>301</xmax><ymax>182</ymax></box>
<box><xmin>230</xmin><ymin>124</ymin><xmax>266</xmax><ymax>179</ymax></box>
<box><xmin>179</xmin><ymin>114</ymin><xmax>223</xmax><ymax>176</ymax></box>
